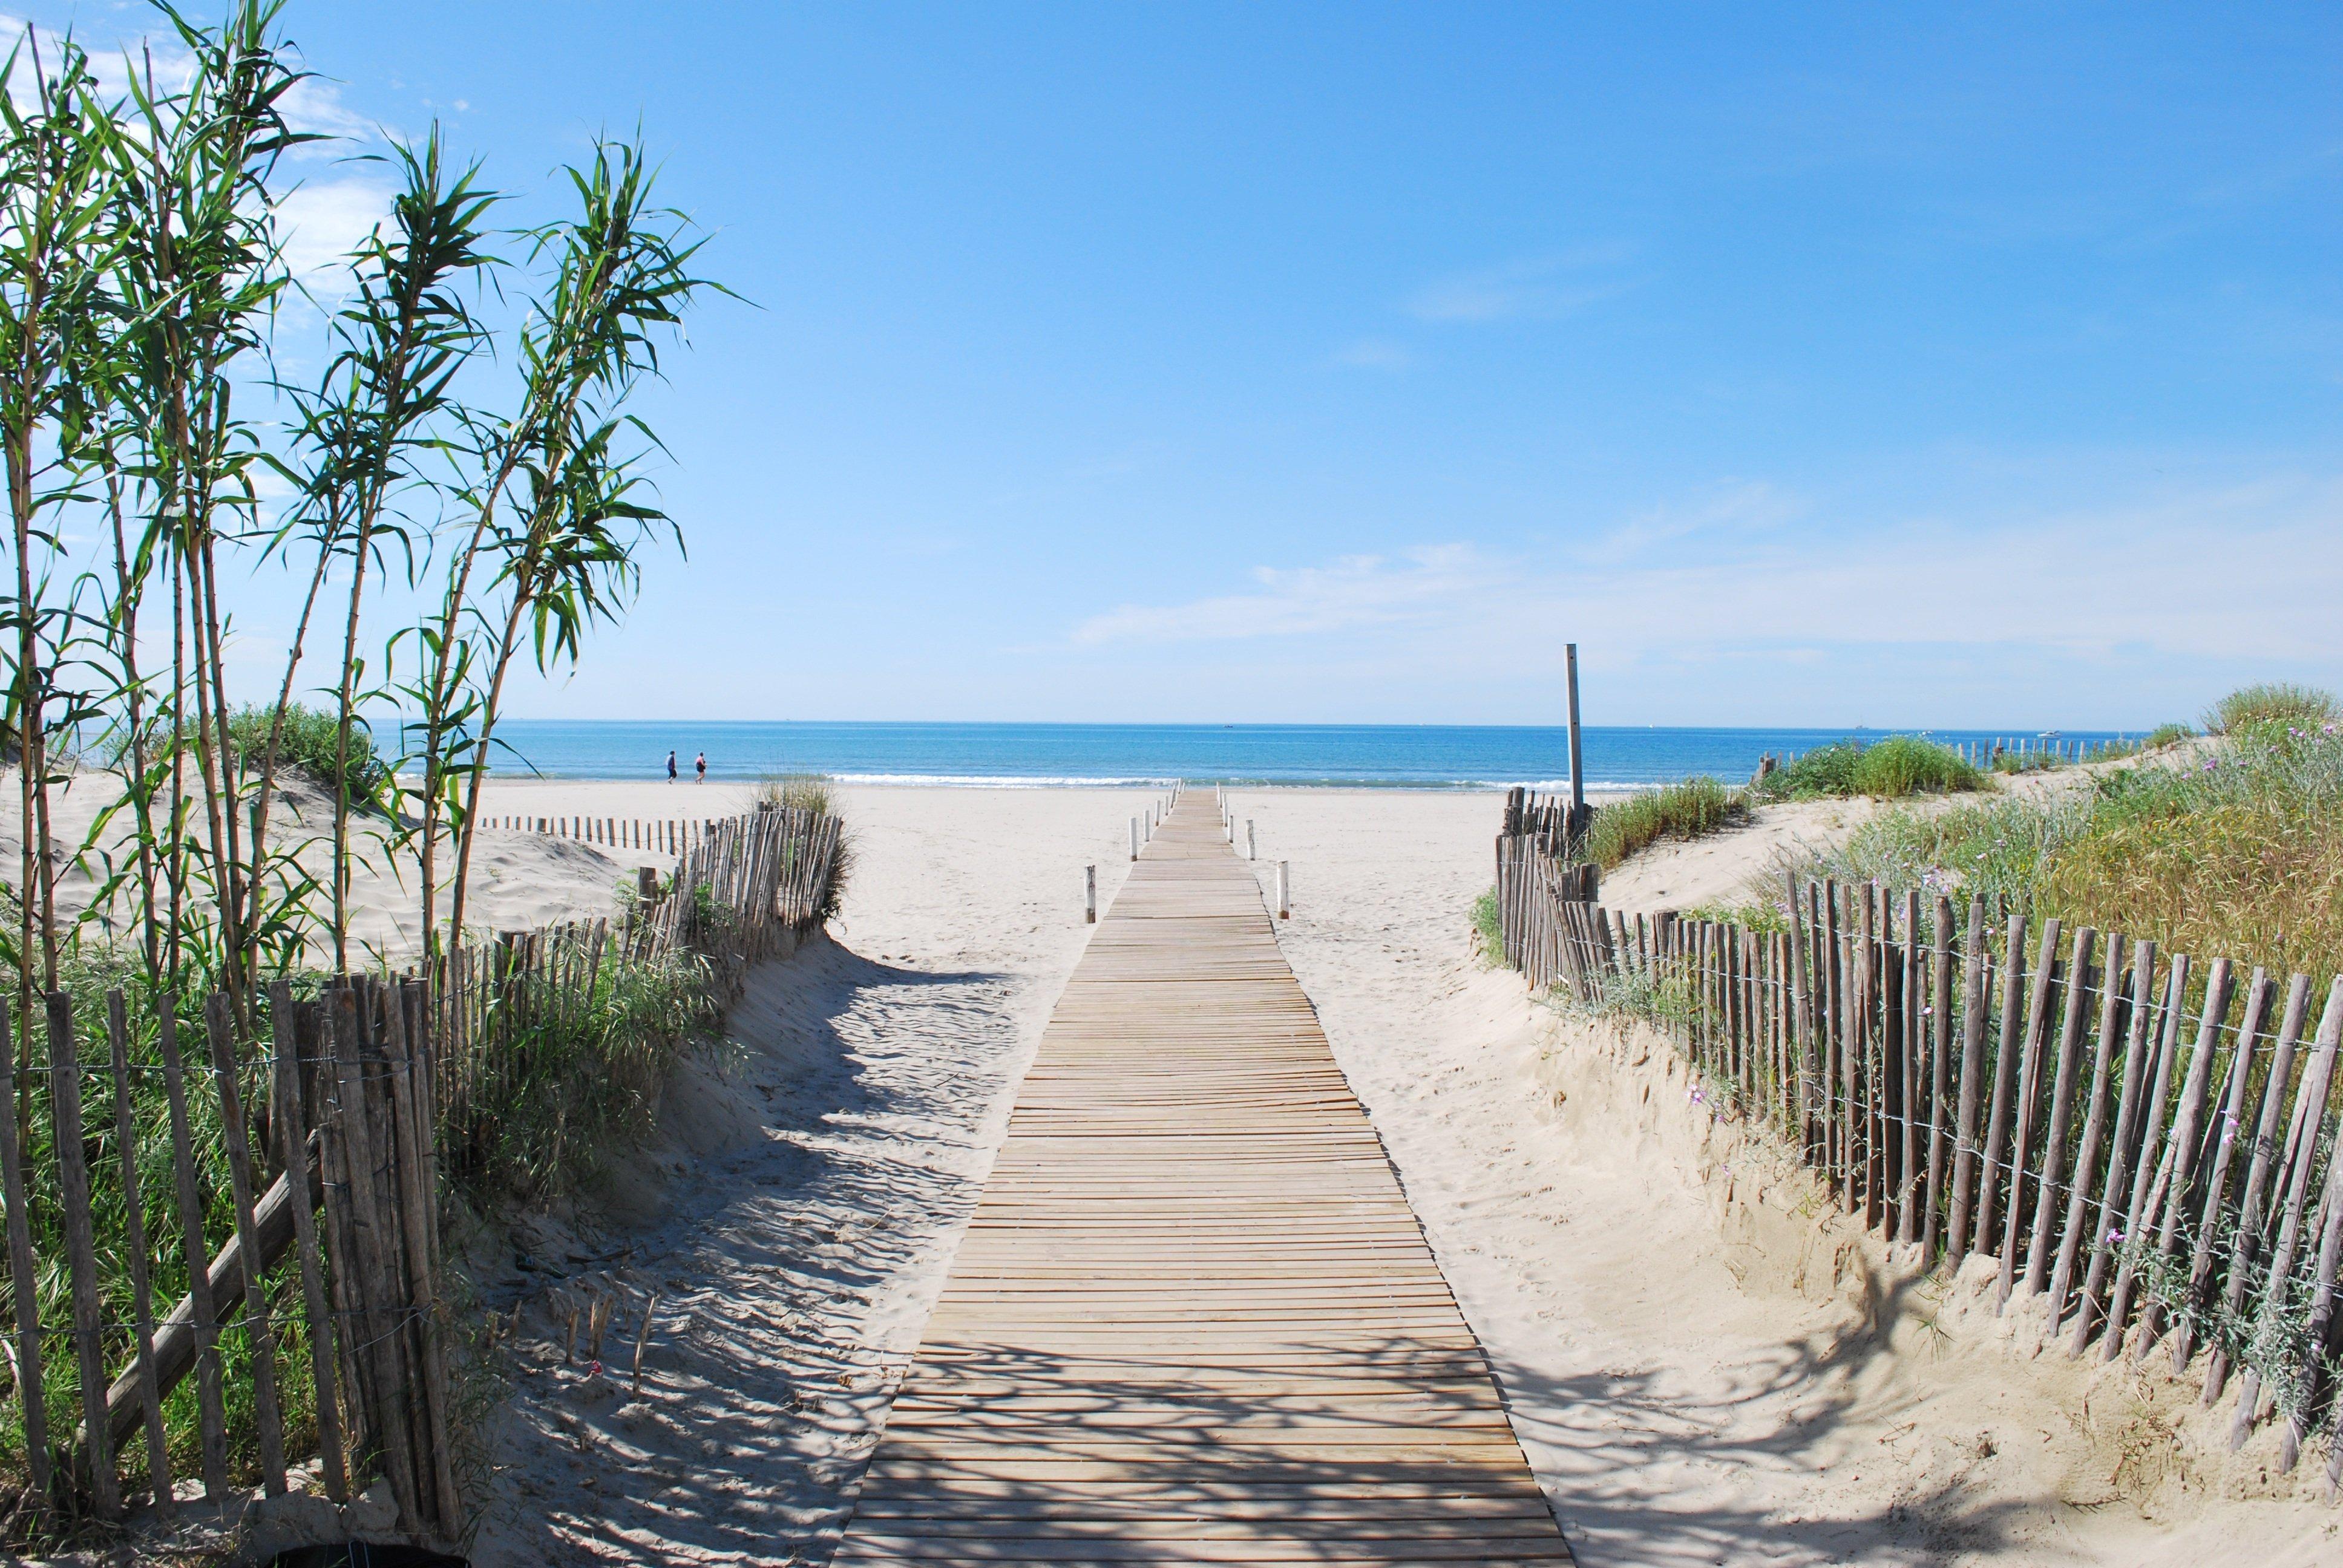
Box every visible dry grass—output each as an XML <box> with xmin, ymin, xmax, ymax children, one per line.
<box><xmin>1761</xmin><ymin>688</ymin><xmax>2343</xmax><ymax>977</ymax></box>
<box><xmin>1585</xmin><ymin>777</ymin><xmax>1743</xmax><ymax>870</ymax></box>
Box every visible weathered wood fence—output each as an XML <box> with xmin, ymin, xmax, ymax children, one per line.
<box><xmin>0</xmin><ymin>978</ymin><xmax>456</xmax><ymax>1541</ymax></box>
<box><xmin>487</xmin><ymin>814</ymin><xmax>721</xmax><ymax>855</ymax></box>
<box><xmin>431</xmin><ymin>806</ymin><xmax>845</xmax><ymax>1189</ymax></box>
<box><xmin>1493</xmin><ymin>829</ymin><xmax>2343</xmax><ymax>1483</ymax></box>
<box><xmin>0</xmin><ymin>806</ymin><xmax>845</xmax><ymax>1540</ymax></box>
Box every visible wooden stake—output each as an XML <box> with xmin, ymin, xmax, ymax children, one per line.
<box><xmin>2066</xmin><ymin>944</ymin><xmax>2159</xmax><ymax>1356</ymax></box>
<box><xmin>0</xmin><ymin>1006</ymin><xmax>52</xmax><ymax>1515</ymax></box>
<box><xmin>2050</xmin><ymin>934</ymin><xmax>2125</xmax><ymax>1327</ymax></box>
<box><xmin>1925</xmin><ymin>897</ymin><xmax>1954</xmax><ymax>1265</ymax></box>
<box><xmin>2025</xmin><ymin>926</ymin><xmax>2097</xmax><ymax>1298</ymax></box>
<box><xmin>205</xmin><ymin>993</ymin><xmax>287</xmax><ymax>1495</ymax></box>
<box><xmin>1997</xmin><ymin>915</ymin><xmax>2061</xmax><ymax>1310</ymax></box>
<box><xmin>1948</xmin><ymin>894</ymin><xmax>1989</xmax><ymax>1259</ymax></box>
<box><xmin>108</xmin><ymin>993</ymin><xmax>175</xmax><ymax>1515</ymax></box>
<box><xmin>157</xmin><ymin>1005</ymin><xmax>230</xmax><ymax>1499</ymax></box>
<box><xmin>632</xmin><ymin>1293</ymin><xmax>660</xmax><ymax>1395</ymax></box>
<box><xmin>47</xmin><ymin>993</ymin><xmax>120</xmax><ymax>1517</ymax></box>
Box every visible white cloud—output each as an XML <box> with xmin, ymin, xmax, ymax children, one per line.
<box><xmin>1411</xmin><ymin>246</ymin><xmax>1637</xmax><ymax>324</ymax></box>
<box><xmin>280</xmin><ymin>70</ymin><xmax>376</xmax><ymax>145</ymax></box>
<box><xmin>4</xmin><ymin>13</ymin><xmax>385</xmax><ymax>150</ymax></box>
<box><xmin>1335</xmin><ymin>338</ymin><xmax>1412</xmax><ymax>370</ymax></box>
<box><xmin>273</xmin><ymin>176</ymin><xmax>396</xmax><ymax>290</ymax></box>
<box><xmin>1074</xmin><ymin>546</ymin><xmax>1495</xmax><ymax>645</ymax></box>
<box><xmin>1592</xmin><ymin>479</ymin><xmax>1803</xmax><ymax>561</ymax></box>
<box><xmin>1066</xmin><ymin>475</ymin><xmax>2343</xmax><ymax>680</ymax></box>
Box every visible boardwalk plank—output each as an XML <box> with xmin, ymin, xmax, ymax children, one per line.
<box><xmin>833</xmin><ymin>797</ymin><xmax>1570</xmax><ymax>1565</ymax></box>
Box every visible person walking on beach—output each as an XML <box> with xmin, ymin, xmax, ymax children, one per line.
<box><xmin>695</xmin><ymin>751</ymin><xmax>707</xmax><ymax>783</ymax></box>
<box><xmin>666</xmin><ymin>750</ymin><xmax>678</xmax><ymax>782</ymax></box>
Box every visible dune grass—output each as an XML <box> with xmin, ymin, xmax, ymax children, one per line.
<box><xmin>226</xmin><ymin>702</ymin><xmax>393</xmax><ymax>802</ymax></box>
<box><xmin>2206</xmin><ymin>682</ymin><xmax>2339</xmax><ymax>736</ymax></box>
<box><xmin>1472</xmin><ymin>887</ymin><xmax>1504</xmax><ymax>964</ymax></box>
<box><xmin>1749</xmin><ymin>736</ymin><xmax>1982</xmax><ymax>802</ymax></box>
<box><xmin>459</xmin><ymin>944</ymin><xmax>723</xmax><ymax>1204</ymax></box>
<box><xmin>754</xmin><ymin>774</ymin><xmax>853</xmax><ymax>921</ymax></box>
<box><xmin>1763</xmin><ymin>688</ymin><xmax>2343</xmax><ymax>976</ymax></box>
<box><xmin>1584</xmin><ymin>777</ymin><xmax>1742</xmax><ymax>871</ymax></box>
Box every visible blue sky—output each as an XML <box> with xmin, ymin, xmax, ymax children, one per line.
<box><xmin>24</xmin><ymin>2</ymin><xmax>2343</xmax><ymax>727</ymax></box>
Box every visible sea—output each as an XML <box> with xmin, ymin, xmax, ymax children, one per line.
<box><xmin>485</xmin><ymin>720</ymin><xmax>2142</xmax><ymax>789</ymax></box>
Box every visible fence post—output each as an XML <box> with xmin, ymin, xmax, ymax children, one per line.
<box><xmin>1086</xmin><ymin>864</ymin><xmax>1098</xmax><ymax>924</ymax></box>
<box><xmin>1277</xmin><ymin>861</ymin><xmax>1290</xmax><ymax>920</ymax></box>
<box><xmin>1565</xmin><ymin>641</ymin><xmax>1588</xmax><ymax>848</ymax></box>
<box><xmin>1247</xmin><ymin>820</ymin><xmax>1256</xmax><ymax>860</ymax></box>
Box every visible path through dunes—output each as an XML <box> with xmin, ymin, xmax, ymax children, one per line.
<box><xmin>834</xmin><ymin>793</ymin><xmax>1570</xmax><ymax>1564</ymax></box>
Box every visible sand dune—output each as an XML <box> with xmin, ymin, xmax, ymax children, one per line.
<box><xmin>19</xmin><ymin>771</ymin><xmax>2327</xmax><ymax>1563</ymax></box>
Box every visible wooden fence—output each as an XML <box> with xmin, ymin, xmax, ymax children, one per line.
<box><xmin>431</xmin><ymin>806</ymin><xmax>845</xmax><ymax>1190</ymax></box>
<box><xmin>0</xmin><ymin>977</ymin><xmax>456</xmax><ymax>1541</ymax></box>
<box><xmin>485</xmin><ymin>813</ymin><xmax>720</xmax><ymax>857</ymax></box>
<box><xmin>0</xmin><ymin>806</ymin><xmax>845</xmax><ymax>1541</ymax></box>
<box><xmin>1493</xmin><ymin>830</ymin><xmax>2343</xmax><ymax>1483</ymax></box>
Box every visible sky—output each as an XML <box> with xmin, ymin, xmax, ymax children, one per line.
<box><xmin>16</xmin><ymin>2</ymin><xmax>2343</xmax><ymax>728</ymax></box>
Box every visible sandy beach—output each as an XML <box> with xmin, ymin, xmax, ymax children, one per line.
<box><xmin>384</xmin><ymin>780</ymin><xmax>2336</xmax><ymax>1567</ymax></box>
<box><xmin>6</xmin><ymin>766</ymin><xmax>2331</xmax><ymax>1563</ymax></box>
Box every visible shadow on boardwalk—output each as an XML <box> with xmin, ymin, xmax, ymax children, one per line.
<box><xmin>467</xmin><ymin>937</ymin><xmax>1034</xmax><ymax>1568</ymax></box>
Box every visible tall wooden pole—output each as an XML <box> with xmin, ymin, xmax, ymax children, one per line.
<box><xmin>1565</xmin><ymin>642</ymin><xmax>1587</xmax><ymax>845</ymax></box>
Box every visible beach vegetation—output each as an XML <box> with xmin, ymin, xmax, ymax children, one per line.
<box><xmin>460</xmin><ymin>945</ymin><xmax>721</xmax><ymax>1204</ymax></box>
<box><xmin>1757</xmin><ymin>691</ymin><xmax>2343</xmax><ymax>975</ymax></box>
<box><xmin>2205</xmin><ymin>682</ymin><xmax>2338</xmax><ymax>737</ymax></box>
<box><xmin>1472</xmin><ymin>887</ymin><xmax>1503</xmax><ymax>964</ymax></box>
<box><xmin>757</xmin><ymin>771</ymin><xmax>834</xmax><ymax>815</ymax></box>
<box><xmin>1749</xmin><ymin>736</ymin><xmax>1982</xmax><ymax>802</ymax></box>
<box><xmin>755</xmin><ymin>773</ymin><xmax>853</xmax><ymax>918</ymax></box>
<box><xmin>225</xmin><ymin>702</ymin><xmax>393</xmax><ymax>804</ymax></box>
<box><xmin>0</xmin><ymin>0</ymin><xmax>727</xmax><ymax>1529</ymax></box>
<box><xmin>1584</xmin><ymin>777</ymin><xmax>1742</xmax><ymax>871</ymax></box>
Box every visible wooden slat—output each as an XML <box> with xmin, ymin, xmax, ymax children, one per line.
<box><xmin>834</xmin><ymin>796</ymin><xmax>1567</xmax><ymax>1562</ymax></box>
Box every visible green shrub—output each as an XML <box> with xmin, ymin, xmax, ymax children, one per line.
<box><xmin>1472</xmin><ymin>887</ymin><xmax>1504</xmax><ymax>965</ymax></box>
<box><xmin>752</xmin><ymin>774</ymin><xmax>853</xmax><ymax>920</ymax></box>
<box><xmin>1850</xmin><ymin>735</ymin><xmax>1983</xmax><ymax>797</ymax></box>
<box><xmin>1751</xmin><ymin>742</ymin><xmax>1862</xmax><ymax>801</ymax></box>
<box><xmin>756</xmin><ymin>770</ymin><xmax>834</xmax><ymax>815</ymax></box>
<box><xmin>2206</xmin><ymin>682</ymin><xmax>2339</xmax><ymax>737</ymax></box>
<box><xmin>1584</xmin><ymin>777</ymin><xmax>1742</xmax><ymax>870</ymax></box>
<box><xmin>2143</xmin><ymin>722</ymin><xmax>2194</xmax><ymax>750</ymax></box>
<box><xmin>463</xmin><ymin>944</ymin><xmax>721</xmax><ymax>1203</ymax></box>
<box><xmin>1767</xmin><ymin>721</ymin><xmax>2343</xmax><ymax>976</ymax></box>
<box><xmin>1751</xmin><ymin>737</ymin><xmax>1979</xmax><ymax>801</ymax></box>
<box><xmin>227</xmin><ymin>702</ymin><xmax>392</xmax><ymax>803</ymax></box>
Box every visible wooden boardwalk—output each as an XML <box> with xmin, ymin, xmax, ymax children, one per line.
<box><xmin>834</xmin><ymin>795</ymin><xmax>1571</xmax><ymax>1565</ymax></box>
